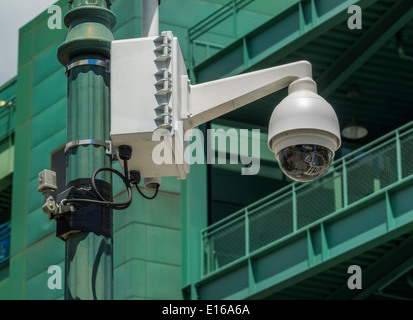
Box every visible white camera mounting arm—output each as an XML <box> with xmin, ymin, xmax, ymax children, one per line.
<box><xmin>186</xmin><ymin>60</ymin><xmax>313</xmax><ymax>129</ymax></box>
<box><xmin>110</xmin><ymin>31</ymin><xmax>339</xmax><ymax>181</ymax></box>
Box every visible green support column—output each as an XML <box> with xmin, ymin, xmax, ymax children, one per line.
<box><xmin>181</xmin><ymin>126</ymin><xmax>208</xmax><ymax>300</ymax></box>
<box><xmin>57</xmin><ymin>0</ymin><xmax>116</xmax><ymax>300</ymax></box>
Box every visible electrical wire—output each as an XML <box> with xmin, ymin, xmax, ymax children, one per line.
<box><xmin>134</xmin><ymin>183</ymin><xmax>159</xmax><ymax>200</ymax></box>
<box><xmin>61</xmin><ymin>150</ymin><xmax>158</xmax><ymax>208</ymax></box>
<box><xmin>62</xmin><ymin>167</ymin><xmax>132</xmax><ymax>210</ymax></box>
<box><xmin>92</xmin><ymin>167</ymin><xmax>132</xmax><ymax>210</ymax></box>
<box><xmin>122</xmin><ymin>158</ymin><xmax>130</xmax><ymax>186</ymax></box>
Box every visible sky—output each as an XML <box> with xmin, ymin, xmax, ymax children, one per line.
<box><xmin>0</xmin><ymin>0</ymin><xmax>57</xmax><ymax>87</ymax></box>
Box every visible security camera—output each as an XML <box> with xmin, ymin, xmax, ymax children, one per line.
<box><xmin>268</xmin><ymin>77</ymin><xmax>341</xmax><ymax>182</ymax></box>
<box><xmin>38</xmin><ymin>169</ymin><xmax>58</xmax><ymax>194</ymax></box>
<box><xmin>111</xmin><ymin>39</ymin><xmax>339</xmax><ymax>183</ymax></box>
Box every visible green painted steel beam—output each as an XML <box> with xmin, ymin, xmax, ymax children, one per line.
<box><xmin>326</xmin><ymin>233</ymin><xmax>413</xmax><ymax>299</ymax></box>
<box><xmin>357</xmin><ymin>247</ymin><xmax>413</xmax><ymax>300</ymax></box>
<box><xmin>317</xmin><ymin>0</ymin><xmax>413</xmax><ymax>98</ymax></box>
<box><xmin>193</xmin><ymin>0</ymin><xmax>380</xmax><ymax>83</ymax></box>
<box><xmin>181</xmin><ymin>126</ymin><xmax>209</xmax><ymax>300</ymax></box>
<box><xmin>56</xmin><ymin>0</ymin><xmax>116</xmax><ymax>300</ymax></box>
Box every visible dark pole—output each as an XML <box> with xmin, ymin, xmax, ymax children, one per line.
<box><xmin>56</xmin><ymin>0</ymin><xmax>116</xmax><ymax>300</ymax></box>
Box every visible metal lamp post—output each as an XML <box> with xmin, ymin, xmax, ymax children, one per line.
<box><xmin>56</xmin><ymin>0</ymin><xmax>116</xmax><ymax>300</ymax></box>
<box><xmin>48</xmin><ymin>0</ymin><xmax>160</xmax><ymax>301</ymax></box>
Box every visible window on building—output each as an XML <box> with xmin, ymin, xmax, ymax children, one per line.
<box><xmin>0</xmin><ymin>95</ymin><xmax>16</xmax><ymax>280</ymax></box>
<box><xmin>0</xmin><ymin>174</ymin><xmax>12</xmax><ymax>280</ymax></box>
<box><xmin>0</xmin><ymin>221</ymin><xmax>10</xmax><ymax>266</ymax></box>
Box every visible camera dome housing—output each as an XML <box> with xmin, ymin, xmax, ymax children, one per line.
<box><xmin>268</xmin><ymin>77</ymin><xmax>341</xmax><ymax>182</ymax></box>
<box><xmin>277</xmin><ymin>144</ymin><xmax>333</xmax><ymax>182</ymax></box>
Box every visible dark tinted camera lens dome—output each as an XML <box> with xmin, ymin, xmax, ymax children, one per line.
<box><xmin>277</xmin><ymin>145</ymin><xmax>332</xmax><ymax>182</ymax></box>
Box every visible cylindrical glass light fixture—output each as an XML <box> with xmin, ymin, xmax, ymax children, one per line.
<box><xmin>342</xmin><ymin>119</ymin><xmax>368</xmax><ymax>140</ymax></box>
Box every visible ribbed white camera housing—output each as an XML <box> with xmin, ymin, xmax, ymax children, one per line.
<box><xmin>268</xmin><ymin>77</ymin><xmax>341</xmax><ymax>181</ymax></box>
<box><xmin>268</xmin><ymin>77</ymin><xmax>341</xmax><ymax>157</ymax></box>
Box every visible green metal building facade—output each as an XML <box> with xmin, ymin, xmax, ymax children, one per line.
<box><xmin>1</xmin><ymin>0</ymin><xmax>413</xmax><ymax>300</ymax></box>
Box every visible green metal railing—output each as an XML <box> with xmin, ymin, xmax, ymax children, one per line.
<box><xmin>188</xmin><ymin>0</ymin><xmax>255</xmax><ymax>42</ymax></box>
<box><xmin>0</xmin><ymin>221</ymin><xmax>11</xmax><ymax>267</ymax></box>
<box><xmin>188</xmin><ymin>0</ymin><xmax>300</xmax><ymax>68</ymax></box>
<box><xmin>188</xmin><ymin>0</ymin><xmax>255</xmax><ymax>69</ymax></box>
<box><xmin>201</xmin><ymin>121</ymin><xmax>413</xmax><ymax>276</ymax></box>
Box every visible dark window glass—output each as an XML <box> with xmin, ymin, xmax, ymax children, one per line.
<box><xmin>51</xmin><ymin>147</ymin><xmax>67</xmax><ymax>196</ymax></box>
<box><xmin>0</xmin><ymin>174</ymin><xmax>12</xmax><ymax>276</ymax></box>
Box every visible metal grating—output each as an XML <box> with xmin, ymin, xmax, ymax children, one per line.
<box><xmin>249</xmin><ymin>196</ymin><xmax>293</xmax><ymax>252</ymax></box>
<box><xmin>296</xmin><ymin>170</ymin><xmax>343</xmax><ymax>229</ymax></box>
<box><xmin>203</xmin><ymin>216</ymin><xmax>245</xmax><ymax>274</ymax></box>
<box><xmin>346</xmin><ymin>141</ymin><xmax>398</xmax><ymax>205</ymax></box>
<box><xmin>401</xmin><ymin>133</ymin><xmax>413</xmax><ymax>178</ymax></box>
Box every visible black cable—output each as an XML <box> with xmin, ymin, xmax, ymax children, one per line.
<box><xmin>62</xmin><ymin>167</ymin><xmax>132</xmax><ymax>210</ymax></box>
<box><xmin>134</xmin><ymin>183</ymin><xmax>159</xmax><ymax>200</ymax></box>
<box><xmin>60</xmin><ymin>142</ymin><xmax>158</xmax><ymax>207</ymax></box>
<box><xmin>92</xmin><ymin>167</ymin><xmax>132</xmax><ymax>210</ymax></box>
<box><xmin>123</xmin><ymin>158</ymin><xmax>130</xmax><ymax>186</ymax></box>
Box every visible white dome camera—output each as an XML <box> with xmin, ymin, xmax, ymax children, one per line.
<box><xmin>268</xmin><ymin>77</ymin><xmax>341</xmax><ymax>182</ymax></box>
